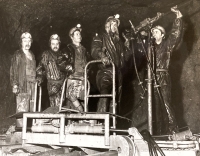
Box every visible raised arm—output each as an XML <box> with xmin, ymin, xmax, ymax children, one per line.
<box><xmin>167</xmin><ymin>6</ymin><xmax>183</xmax><ymax>52</ymax></box>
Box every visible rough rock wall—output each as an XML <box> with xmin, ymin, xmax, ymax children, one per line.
<box><xmin>0</xmin><ymin>0</ymin><xmax>200</xmax><ymax>134</ymax></box>
<box><xmin>172</xmin><ymin>0</ymin><xmax>200</xmax><ymax>133</ymax></box>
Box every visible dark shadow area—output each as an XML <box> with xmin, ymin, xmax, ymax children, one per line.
<box><xmin>170</xmin><ymin>16</ymin><xmax>195</xmax><ymax>129</ymax></box>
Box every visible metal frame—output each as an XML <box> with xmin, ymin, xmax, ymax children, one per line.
<box><xmin>33</xmin><ymin>82</ymin><xmax>42</xmax><ymax>112</ymax></box>
<box><xmin>22</xmin><ymin>113</ymin><xmax>110</xmax><ymax>147</ymax></box>
<box><xmin>84</xmin><ymin>60</ymin><xmax>116</xmax><ymax>128</ymax></box>
<box><xmin>59</xmin><ymin>78</ymin><xmax>68</xmax><ymax>111</ymax></box>
<box><xmin>58</xmin><ymin>60</ymin><xmax>116</xmax><ymax>128</ymax></box>
<box><xmin>22</xmin><ymin>113</ymin><xmax>141</xmax><ymax>156</ymax></box>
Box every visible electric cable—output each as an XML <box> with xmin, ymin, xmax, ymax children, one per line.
<box><xmin>141</xmin><ymin>129</ymin><xmax>166</xmax><ymax>156</ymax></box>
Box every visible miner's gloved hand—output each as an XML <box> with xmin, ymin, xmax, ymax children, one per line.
<box><xmin>52</xmin><ymin>86</ymin><xmax>59</xmax><ymax>94</ymax></box>
<box><xmin>12</xmin><ymin>85</ymin><xmax>19</xmax><ymax>94</ymax></box>
<box><xmin>122</xmin><ymin>32</ymin><xmax>130</xmax><ymax>49</ymax></box>
<box><xmin>65</xmin><ymin>65</ymin><xmax>73</xmax><ymax>73</ymax></box>
<box><xmin>101</xmin><ymin>56</ymin><xmax>110</xmax><ymax>66</ymax></box>
<box><xmin>36</xmin><ymin>77</ymin><xmax>43</xmax><ymax>86</ymax></box>
<box><xmin>171</xmin><ymin>5</ymin><xmax>182</xmax><ymax>18</ymax></box>
<box><xmin>124</xmin><ymin>39</ymin><xmax>130</xmax><ymax>49</ymax></box>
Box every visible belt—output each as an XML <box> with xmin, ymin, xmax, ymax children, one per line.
<box><xmin>156</xmin><ymin>69</ymin><xmax>168</xmax><ymax>72</ymax></box>
<box><xmin>48</xmin><ymin>77</ymin><xmax>64</xmax><ymax>84</ymax></box>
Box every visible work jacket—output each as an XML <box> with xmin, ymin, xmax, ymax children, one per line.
<box><xmin>10</xmin><ymin>49</ymin><xmax>36</xmax><ymax>93</ymax></box>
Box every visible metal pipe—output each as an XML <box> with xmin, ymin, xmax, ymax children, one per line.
<box><xmin>84</xmin><ymin>60</ymin><xmax>102</xmax><ymax>112</ymax></box>
<box><xmin>59</xmin><ymin>78</ymin><xmax>67</xmax><ymax>111</ymax></box>
<box><xmin>59</xmin><ymin>116</ymin><xmax>65</xmax><ymax>142</ymax></box>
<box><xmin>33</xmin><ymin>82</ymin><xmax>38</xmax><ymax>112</ymax></box>
<box><xmin>111</xmin><ymin>61</ymin><xmax>116</xmax><ymax>131</ymax></box>
<box><xmin>87</xmin><ymin>94</ymin><xmax>113</xmax><ymax>97</ymax></box>
<box><xmin>103</xmin><ymin>128</ymin><xmax>128</xmax><ymax>133</ymax></box>
<box><xmin>33</xmin><ymin>82</ymin><xmax>38</xmax><ymax>125</ymax></box>
<box><xmin>105</xmin><ymin>114</ymin><xmax>110</xmax><ymax>146</ymax></box>
<box><xmin>84</xmin><ymin>62</ymin><xmax>88</xmax><ymax>112</ymax></box>
<box><xmin>147</xmin><ymin>31</ymin><xmax>153</xmax><ymax>135</ymax></box>
<box><xmin>22</xmin><ymin>114</ymin><xmax>27</xmax><ymax>144</ymax></box>
<box><xmin>38</xmin><ymin>86</ymin><xmax>42</xmax><ymax>112</ymax></box>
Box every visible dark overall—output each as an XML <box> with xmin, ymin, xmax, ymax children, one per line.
<box><xmin>152</xmin><ymin>18</ymin><xmax>183</xmax><ymax>134</ymax></box>
<box><xmin>36</xmin><ymin>50</ymin><xmax>66</xmax><ymax>107</ymax></box>
<box><xmin>91</xmin><ymin>32</ymin><xmax>130</xmax><ymax>112</ymax></box>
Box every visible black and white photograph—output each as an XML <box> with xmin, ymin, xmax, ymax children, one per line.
<box><xmin>0</xmin><ymin>0</ymin><xmax>199</xmax><ymax>155</ymax></box>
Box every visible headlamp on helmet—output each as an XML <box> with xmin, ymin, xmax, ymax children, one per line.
<box><xmin>21</xmin><ymin>32</ymin><xmax>32</xmax><ymax>41</ymax></box>
<box><xmin>151</xmin><ymin>25</ymin><xmax>166</xmax><ymax>36</ymax></box>
<box><xmin>114</xmin><ymin>14</ymin><xmax>120</xmax><ymax>19</ymax></box>
<box><xmin>50</xmin><ymin>34</ymin><xmax>61</xmax><ymax>43</ymax></box>
<box><xmin>69</xmin><ymin>24</ymin><xmax>82</xmax><ymax>37</ymax></box>
<box><xmin>105</xmin><ymin>14</ymin><xmax>120</xmax><ymax>26</ymax></box>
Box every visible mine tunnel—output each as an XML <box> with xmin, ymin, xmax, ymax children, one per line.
<box><xmin>0</xmin><ymin>0</ymin><xmax>200</xmax><ymax>155</ymax></box>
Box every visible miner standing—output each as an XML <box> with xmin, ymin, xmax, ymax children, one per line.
<box><xmin>58</xmin><ymin>24</ymin><xmax>90</xmax><ymax>112</ymax></box>
<box><xmin>151</xmin><ymin>6</ymin><xmax>183</xmax><ymax>134</ymax></box>
<box><xmin>36</xmin><ymin>34</ymin><xmax>65</xmax><ymax>107</ymax></box>
<box><xmin>91</xmin><ymin>14</ymin><xmax>131</xmax><ymax>113</ymax></box>
<box><xmin>10</xmin><ymin>32</ymin><xmax>36</xmax><ymax>126</ymax></box>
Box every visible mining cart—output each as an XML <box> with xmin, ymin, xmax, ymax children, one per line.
<box><xmin>0</xmin><ymin>60</ymin><xmax>199</xmax><ymax>156</ymax></box>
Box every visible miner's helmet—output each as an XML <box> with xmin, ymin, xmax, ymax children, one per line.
<box><xmin>105</xmin><ymin>14</ymin><xmax>120</xmax><ymax>26</ymax></box>
<box><xmin>49</xmin><ymin>34</ymin><xmax>61</xmax><ymax>43</ymax></box>
<box><xmin>21</xmin><ymin>32</ymin><xmax>32</xmax><ymax>42</ymax></box>
<box><xmin>69</xmin><ymin>24</ymin><xmax>82</xmax><ymax>37</ymax></box>
<box><xmin>151</xmin><ymin>25</ymin><xmax>166</xmax><ymax>36</ymax></box>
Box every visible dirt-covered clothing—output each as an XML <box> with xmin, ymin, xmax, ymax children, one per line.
<box><xmin>153</xmin><ymin>18</ymin><xmax>183</xmax><ymax>134</ymax></box>
<box><xmin>10</xmin><ymin>49</ymin><xmax>36</xmax><ymax>112</ymax></box>
<box><xmin>58</xmin><ymin>43</ymin><xmax>89</xmax><ymax>76</ymax></box>
<box><xmin>91</xmin><ymin>32</ymin><xmax>131</xmax><ymax>112</ymax></box>
<box><xmin>58</xmin><ymin>43</ymin><xmax>89</xmax><ymax>111</ymax></box>
<box><xmin>10</xmin><ymin>49</ymin><xmax>36</xmax><ymax>92</ymax></box>
<box><xmin>36</xmin><ymin>49</ymin><xmax>66</xmax><ymax>107</ymax></box>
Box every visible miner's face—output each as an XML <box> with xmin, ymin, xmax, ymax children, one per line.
<box><xmin>71</xmin><ymin>31</ymin><xmax>82</xmax><ymax>44</ymax></box>
<box><xmin>50</xmin><ymin>39</ymin><xmax>60</xmax><ymax>52</ymax></box>
<box><xmin>110</xmin><ymin>21</ymin><xmax>118</xmax><ymax>33</ymax></box>
<box><xmin>22</xmin><ymin>38</ymin><xmax>31</xmax><ymax>50</ymax></box>
<box><xmin>151</xmin><ymin>29</ymin><xmax>164</xmax><ymax>41</ymax></box>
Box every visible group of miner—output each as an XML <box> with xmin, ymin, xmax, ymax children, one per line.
<box><xmin>10</xmin><ymin>6</ymin><xmax>183</xmax><ymax>135</ymax></box>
